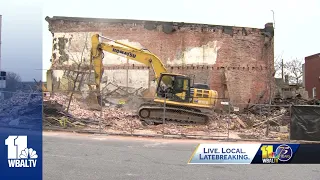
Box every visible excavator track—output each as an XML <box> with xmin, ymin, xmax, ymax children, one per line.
<box><xmin>138</xmin><ymin>102</ymin><xmax>211</xmax><ymax>125</ymax></box>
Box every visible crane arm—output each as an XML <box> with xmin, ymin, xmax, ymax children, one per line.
<box><xmin>91</xmin><ymin>34</ymin><xmax>171</xmax><ymax>88</ymax></box>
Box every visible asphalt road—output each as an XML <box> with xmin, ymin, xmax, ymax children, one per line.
<box><xmin>43</xmin><ymin>132</ymin><xmax>320</xmax><ymax>180</ymax></box>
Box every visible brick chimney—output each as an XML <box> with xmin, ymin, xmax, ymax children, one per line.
<box><xmin>264</xmin><ymin>22</ymin><xmax>274</xmax><ymax>37</ymax></box>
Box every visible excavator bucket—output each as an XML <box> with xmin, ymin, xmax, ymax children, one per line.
<box><xmin>84</xmin><ymin>83</ymin><xmax>103</xmax><ymax>111</ymax></box>
<box><xmin>86</xmin><ymin>91</ymin><xmax>103</xmax><ymax>111</ymax></box>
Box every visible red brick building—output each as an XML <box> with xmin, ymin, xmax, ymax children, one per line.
<box><xmin>45</xmin><ymin>16</ymin><xmax>274</xmax><ymax>107</ymax></box>
<box><xmin>305</xmin><ymin>53</ymin><xmax>320</xmax><ymax>99</ymax></box>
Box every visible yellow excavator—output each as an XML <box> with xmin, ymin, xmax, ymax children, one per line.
<box><xmin>90</xmin><ymin>34</ymin><xmax>218</xmax><ymax>125</ymax></box>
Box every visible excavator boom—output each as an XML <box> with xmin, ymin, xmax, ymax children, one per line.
<box><xmin>91</xmin><ymin>34</ymin><xmax>171</xmax><ymax>86</ymax></box>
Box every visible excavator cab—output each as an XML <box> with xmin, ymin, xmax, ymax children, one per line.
<box><xmin>156</xmin><ymin>73</ymin><xmax>191</xmax><ymax>103</ymax></box>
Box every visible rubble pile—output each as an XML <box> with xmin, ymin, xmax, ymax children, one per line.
<box><xmin>43</xmin><ymin>92</ymin><xmax>292</xmax><ymax>140</ymax></box>
<box><xmin>0</xmin><ymin>91</ymin><xmax>42</xmax><ymax>128</ymax></box>
<box><xmin>103</xmin><ymin>108</ymin><xmax>142</xmax><ymax>131</ymax></box>
<box><xmin>232</xmin><ymin>106</ymin><xmax>290</xmax><ymax>139</ymax></box>
<box><xmin>244</xmin><ymin>107</ymin><xmax>289</xmax><ymax>125</ymax></box>
<box><xmin>43</xmin><ymin>93</ymin><xmax>142</xmax><ymax>130</ymax></box>
<box><xmin>274</xmin><ymin>95</ymin><xmax>320</xmax><ymax>105</ymax></box>
<box><xmin>43</xmin><ymin>93</ymin><xmax>229</xmax><ymax>135</ymax></box>
<box><xmin>45</xmin><ymin>93</ymin><xmax>101</xmax><ymax>120</ymax></box>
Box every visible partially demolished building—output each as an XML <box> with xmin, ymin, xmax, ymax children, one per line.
<box><xmin>45</xmin><ymin>16</ymin><xmax>274</xmax><ymax>107</ymax></box>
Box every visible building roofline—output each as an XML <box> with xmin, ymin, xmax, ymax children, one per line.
<box><xmin>305</xmin><ymin>53</ymin><xmax>320</xmax><ymax>60</ymax></box>
<box><xmin>45</xmin><ymin>16</ymin><xmax>271</xmax><ymax>31</ymax></box>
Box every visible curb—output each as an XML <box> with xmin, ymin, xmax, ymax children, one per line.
<box><xmin>42</xmin><ymin>126</ymin><xmax>320</xmax><ymax>143</ymax></box>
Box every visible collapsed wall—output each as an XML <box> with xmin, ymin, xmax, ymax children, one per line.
<box><xmin>45</xmin><ymin>16</ymin><xmax>274</xmax><ymax>107</ymax></box>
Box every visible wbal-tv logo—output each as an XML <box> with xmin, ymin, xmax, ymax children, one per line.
<box><xmin>5</xmin><ymin>136</ymin><xmax>38</xmax><ymax>168</ymax></box>
<box><xmin>260</xmin><ymin>144</ymin><xmax>293</xmax><ymax>163</ymax></box>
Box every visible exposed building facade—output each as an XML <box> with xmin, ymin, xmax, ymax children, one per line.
<box><xmin>305</xmin><ymin>53</ymin><xmax>320</xmax><ymax>99</ymax></box>
<box><xmin>45</xmin><ymin>16</ymin><xmax>274</xmax><ymax>107</ymax></box>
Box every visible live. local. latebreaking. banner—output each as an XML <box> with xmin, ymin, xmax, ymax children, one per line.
<box><xmin>188</xmin><ymin>143</ymin><xmax>320</xmax><ymax>164</ymax></box>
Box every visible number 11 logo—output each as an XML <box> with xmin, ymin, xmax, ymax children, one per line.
<box><xmin>4</xmin><ymin>135</ymin><xmax>38</xmax><ymax>168</ymax></box>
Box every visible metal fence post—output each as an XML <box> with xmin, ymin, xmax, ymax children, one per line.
<box><xmin>99</xmin><ymin>89</ymin><xmax>103</xmax><ymax>133</ymax></box>
<box><xmin>163</xmin><ymin>93</ymin><xmax>166</xmax><ymax>137</ymax></box>
<box><xmin>289</xmin><ymin>104</ymin><xmax>292</xmax><ymax>142</ymax></box>
<box><xmin>227</xmin><ymin>102</ymin><xmax>230</xmax><ymax>140</ymax></box>
<box><xmin>130</xmin><ymin>111</ymin><xmax>133</xmax><ymax>135</ymax></box>
<box><xmin>266</xmin><ymin>104</ymin><xmax>270</xmax><ymax>137</ymax></box>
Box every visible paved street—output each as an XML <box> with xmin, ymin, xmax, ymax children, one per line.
<box><xmin>43</xmin><ymin>132</ymin><xmax>320</xmax><ymax>180</ymax></box>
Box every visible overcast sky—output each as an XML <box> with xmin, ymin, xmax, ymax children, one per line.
<box><xmin>0</xmin><ymin>0</ymin><xmax>42</xmax><ymax>81</ymax></box>
<box><xmin>1</xmin><ymin>0</ymin><xmax>319</xmax><ymax>81</ymax></box>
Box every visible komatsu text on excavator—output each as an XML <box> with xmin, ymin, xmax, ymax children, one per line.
<box><xmin>90</xmin><ymin>34</ymin><xmax>218</xmax><ymax>125</ymax></box>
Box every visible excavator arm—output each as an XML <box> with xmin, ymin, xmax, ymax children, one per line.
<box><xmin>91</xmin><ymin>34</ymin><xmax>171</xmax><ymax>89</ymax></box>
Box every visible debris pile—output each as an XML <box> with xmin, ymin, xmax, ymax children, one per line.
<box><xmin>45</xmin><ymin>94</ymin><xmax>101</xmax><ymax>119</ymax></box>
<box><xmin>231</xmin><ymin>104</ymin><xmax>291</xmax><ymax>139</ymax></box>
<box><xmin>43</xmin><ymin>93</ymin><xmax>228</xmax><ymax>135</ymax></box>
<box><xmin>43</xmin><ymin>93</ymin><xmax>142</xmax><ymax>130</ymax></box>
<box><xmin>103</xmin><ymin>108</ymin><xmax>142</xmax><ymax>131</ymax></box>
<box><xmin>42</xmin><ymin>92</ymin><xmax>293</xmax><ymax>140</ymax></box>
<box><xmin>274</xmin><ymin>94</ymin><xmax>320</xmax><ymax>105</ymax></box>
<box><xmin>0</xmin><ymin>91</ymin><xmax>42</xmax><ymax>128</ymax></box>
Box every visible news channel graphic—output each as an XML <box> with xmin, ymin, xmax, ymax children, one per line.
<box><xmin>0</xmin><ymin>134</ymin><xmax>42</xmax><ymax>179</ymax></box>
<box><xmin>188</xmin><ymin>143</ymin><xmax>320</xmax><ymax>164</ymax></box>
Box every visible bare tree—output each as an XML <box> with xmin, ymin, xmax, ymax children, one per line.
<box><xmin>2</xmin><ymin>71</ymin><xmax>22</xmax><ymax>99</ymax></box>
<box><xmin>63</xmin><ymin>33</ymin><xmax>91</xmax><ymax>113</ymax></box>
<box><xmin>284</xmin><ymin>58</ymin><xmax>303</xmax><ymax>85</ymax></box>
<box><xmin>4</xmin><ymin>71</ymin><xmax>22</xmax><ymax>91</ymax></box>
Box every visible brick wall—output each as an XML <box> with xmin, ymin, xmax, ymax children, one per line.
<box><xmin>46</xmin><ymin>16</ymin><xmax>274</xmax><ymax>106</ymax></box>
<box><xmin>305</xmin><ymin>53</ymin><xmax>320</xmax><ymax>99</ymax></box>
